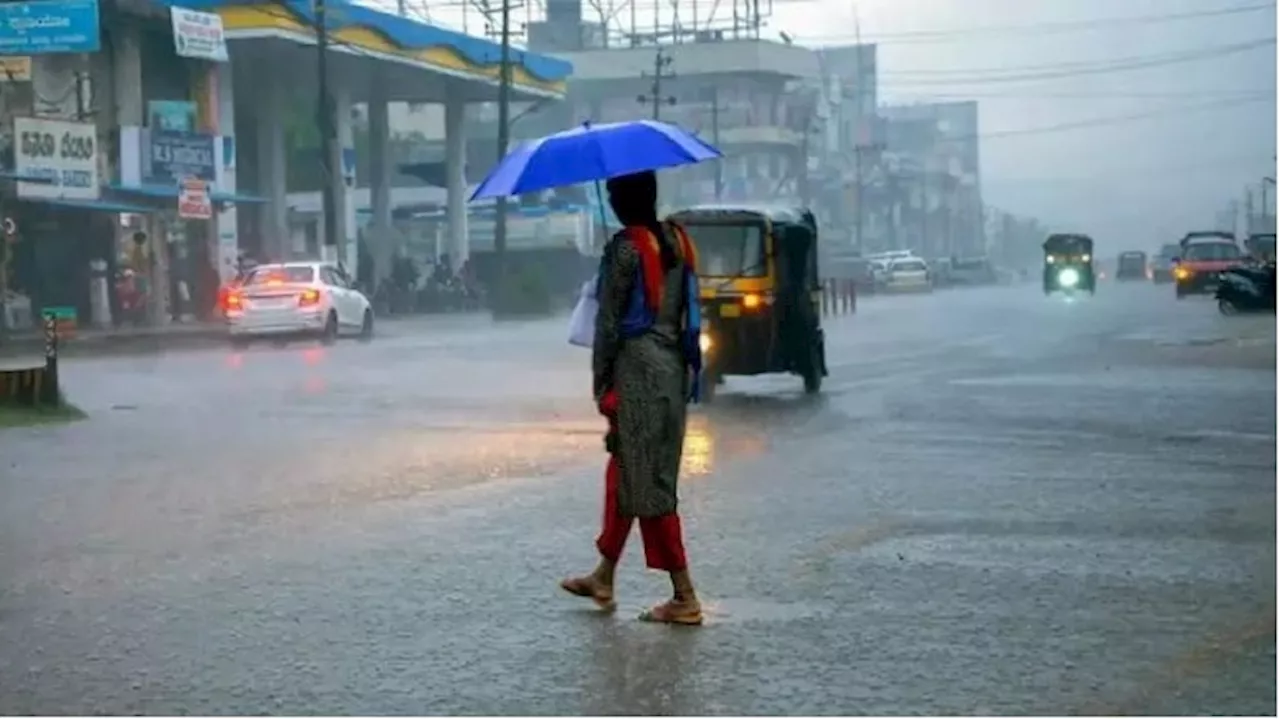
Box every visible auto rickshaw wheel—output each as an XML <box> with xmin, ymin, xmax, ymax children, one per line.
<box><xmin>803</xmin><ymin>345</ymin><xmax>823</xmax><ymax>394</ymax></box>
<box><xmin>700</xmin><ymin>371</ymin><xmax>719</xmax><ymax>403</ymax></box>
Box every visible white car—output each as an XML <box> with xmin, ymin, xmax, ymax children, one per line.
<box><xmin>884</xmin><ymin>257</ymin><xmax>933</xmax><ymax>292</ymax></box>
<box><xmin>225</xmin><ymin>262</ymin><xmax>374</xmax><ymax>345</ymax></box>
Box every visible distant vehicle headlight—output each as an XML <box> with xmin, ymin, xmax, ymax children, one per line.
<box><xmin>1058</xmin><ymin>268</ymin><xmax>1081</xmax><ymax>288</ymax></box>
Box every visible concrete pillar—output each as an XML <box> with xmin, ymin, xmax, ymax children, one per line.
<box><xmin>213</xmin><ymin>65</ymin><xmax>239</xmax><ymax>283</ymax></box>
<box><xmin>112</xmin><ymin>24</ymin><xmax>143</xmax><ymax>127</ymax></box>
<box><xmin>367</xmin><ymin>80</ymin><xmax>393</xmax><ymax>286</ymax></box>
<box><xmin>324</xmin><ymin>85</ymin><xmax>358</xmax><ymax>275</ymax></box>
<box><xmin>255</xmin><ymin>70</ymin><xmax>288</xmax><ymax>262</ymax></box>
<box><xmin>444</xmin><ymin>95</ymin><xmax>468</xmax><ymax>271</ymax></box>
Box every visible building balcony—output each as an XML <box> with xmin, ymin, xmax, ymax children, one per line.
<box><xmin>715</xmin><ymin>124</ymin><xmax>806</xmax><ymax>149</ymax></box>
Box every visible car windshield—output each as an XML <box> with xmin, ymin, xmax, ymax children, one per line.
<box><xmin>893</xmin><ymin>260</ymin><xmax>927</xmax><ymax>272</ymax></box>
<box><xmin>685</xmin><ymin>223</ymin><xmax>766</xmax><ymax>277</ymax></box>
<box><xmin>244</xmin><ymin>266</ymin><xmax>315</xmax><ymax>285</ymax></box>
<box><xmin>1183</xmin><ymin>243</ymin><xmax>1241</xmax><ymax>261</ymax></box>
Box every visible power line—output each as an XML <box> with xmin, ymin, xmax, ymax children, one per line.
<box><xmin>971</xmin><ymin>95</ymin><xmax>1272</xmax><ymax>141</ymax></box>
<box><xmin>877</xmin><ymin>37</ymin><xmax>1275</xmax><ymax>85</ymax></box>
<box><xmin>878</xmin><ymin>38</ymin><xmax>1277</xmax><ymax>77</ymax></box>
<box><xmin>984</xmin><ymin>154</ymin><xmax>1276</xmax><ymax>185</ymax></box>
<box><xmin>883</xmin><ymin>89</ymin><xmax>1276</xmax><ymax>100</ymax></box>
<box><xmin>801</xmin><ymin>2</ymin><xmax>1275</xmax><ymax>45</ymax></box>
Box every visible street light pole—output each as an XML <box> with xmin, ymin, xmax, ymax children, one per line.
<box><xmin>316</xmin><ymin>0</ymin><xmax>339</xmax><ymax>262</ymax></box>
<box><xmin>493</xmin><ymin>0</ymin><xmax>512</xmax><ymax>282</ymax></box>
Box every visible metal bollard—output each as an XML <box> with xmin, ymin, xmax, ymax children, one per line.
<box><xmin>40</xmin><ymin>310</ymin><xmax>60</xmax><ymax>406</ymax></box>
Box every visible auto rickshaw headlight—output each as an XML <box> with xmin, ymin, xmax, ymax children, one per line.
<box><xmin>1046</xmin><ymin>255</ymin><xmax>1056</xmax><ymax>264</ymax></box>
<box><xmin>1057</xmin><ymin>268</ymin><xmax>1081</xmax><ymax>288</ymax></box>
<box><xmin>742</xmin><ymin>293</ymin><xmax>762</xmax><ymax>310</ymax></box>
<box><xmin>699</xmin><ymin>332</ymin><xmax>713</xmax><ymax>353</ymax></box>
<box><xmin>1081</xmin><ymin>254</ymin><xmax>1091</xmax><ymax>262</ymax></box>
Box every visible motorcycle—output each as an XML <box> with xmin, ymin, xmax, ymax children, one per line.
<box><xmin>1215</xmin><ymin>263</ymin><xmax>1276</xmax><ymax>315</ymax></box>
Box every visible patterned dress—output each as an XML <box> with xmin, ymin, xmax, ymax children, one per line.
<box><xmin>592</xmin><ymin>226</ymin><xmax>690</xmax><ymax>519</ymax></box>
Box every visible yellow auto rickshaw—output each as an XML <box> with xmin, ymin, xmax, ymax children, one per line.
<box><xmin>667</xmin><ymin>204</ymin><xmax>828</xmax><ymax>402</ymax></box>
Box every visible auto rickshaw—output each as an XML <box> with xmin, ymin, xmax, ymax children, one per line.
<box><xmin>666</xmin><ymin>204</ymin><xmax>828</xmax><ymax>402</ymax></box>
<box><xmin>1042</xmin><ymin>233</ymin><xmax>1096</xmax><ymax>295</ymax></box>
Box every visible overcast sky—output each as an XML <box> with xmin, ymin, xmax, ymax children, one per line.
<box><xmin>395</xmin><ymin>0</ymin><xmax>1276</xmax><ymax>252</ymax></box>
<box><xmin>775</xmin><ymin>0</ymin><xmax>1277</xmax><ymax>251</ymax></box>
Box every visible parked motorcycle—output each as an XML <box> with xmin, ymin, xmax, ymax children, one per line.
<box><xmin>1215</xmin><ymin>263</ymin><xmax>1276</xmax><ymax>315</ymax></box>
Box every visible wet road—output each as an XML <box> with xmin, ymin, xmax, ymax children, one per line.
<box><xmin>1</xmin><ymin>283</ymin><xmax>1274</xmax><ymax>715</ymax></box>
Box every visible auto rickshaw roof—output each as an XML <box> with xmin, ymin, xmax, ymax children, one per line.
<box><xmin>667</xmin><ymin>203</ymin><xmax>817</xmax><ymax>232</ymax></box>
<box><xmin>1043</xmin><ymin>234</ymin><xmax>1094</xmax><ymax>252</ymax></box>
<box><xmin>1180</xmin><ymin>231</ymin><xmax>1235</xmax><ymax>246</ymax></box>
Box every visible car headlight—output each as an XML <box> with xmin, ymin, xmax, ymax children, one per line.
<box><xmin>1057</xmin><ymin>268</ymin><xmax>1081</xmax><ymax>288</ymax></box>
<box><xmin>1174</xmin><ymin>266</ymin><xmax>1192</xmax><ymax>280</ymax></box>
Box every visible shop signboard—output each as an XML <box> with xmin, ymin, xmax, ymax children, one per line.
<box><xmin>13</xmin><ymin>116</ymin><xmax>98</xmax><ymax>200</ymax></box>
<box><xmin>0</xmin><ymin>0</ymin><xmax>101</xmax><ymax>55</ymax></box>
<box><xmin>147</xmin><ymin>100</ymin><xmax>196</xmax><ymax>133</ymax></box>
<box><xmin>147</xmin><ymin>130</ymin><xmax>215</xmax><ymax>185</ymax></box>
<box><xmin>170</xmin><ymin>6</ymin><xmax>227</xmax><ymax>62</ymax></box>
<box><xmin>0</xmin><ymin>57</ymin><xmax>32</xmax><ymax>82</ymax></box>
<box><xmin>178</xmin><ymin>177</ymin><xmax>212</xmax><ymax>220</ymax></box>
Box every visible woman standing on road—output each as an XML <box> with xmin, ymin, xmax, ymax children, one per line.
<box><xmin>560</xmin><ymin>170</ymin><xmax>704</xmax><ymax>626</ymax></box>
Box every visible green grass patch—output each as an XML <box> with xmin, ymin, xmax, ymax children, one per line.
<box><xmin>0</xmin><ymin>401</ymin><xmax>86</xmax><ymax>429</ymax></box>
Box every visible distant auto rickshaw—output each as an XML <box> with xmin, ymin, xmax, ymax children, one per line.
<box><xmin>1042</xmin><ymin>233</ymin><xmax>1096</xmax><ymax>295</ymax></box>
<box><xmin>1116</xmin><ymin>250</ymin><xmax>1148</xmax><ymax>281</ymax></box>
<box><xmin>1245</xmin><ymin>233</ymin><xmax>1276</xmax><ymax>263</ymax></box>
<box><xmin>667</xmin><ymin>204</ymin><xmax>828</xmax><ymax>402</ymax></box>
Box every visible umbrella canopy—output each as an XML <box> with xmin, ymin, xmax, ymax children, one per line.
<box><xmin>469</xmin><ymin>120</ymin><xmax>722</xmax><ymax>201</ymax></box>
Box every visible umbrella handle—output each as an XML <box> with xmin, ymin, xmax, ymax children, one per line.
<box><xmin>594</xmin><ymin>179</ymin><xmax>609</xmax><ymax>253</ymax></box>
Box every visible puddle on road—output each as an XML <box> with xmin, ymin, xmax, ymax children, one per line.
<box><xmin>694</xmin><ymin>597</ymin><xmax>831</xmax><ymax>625</ymax></box>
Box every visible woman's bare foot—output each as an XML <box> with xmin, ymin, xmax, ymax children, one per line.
<box><xmin>559</xmin><ymin>574</ymin><xmax>616</xmax><ymax>612</ymax></box>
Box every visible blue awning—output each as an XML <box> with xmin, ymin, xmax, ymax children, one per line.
<box><xmin>210</xmin><ymin>190</ymin><xmax>266</xmax><ymax>204</ymax></box>
<box><xmin>0</xmin><ymin>169</ymin><xmax>54</xmax><ymax>183</ymax></box>
<box><xmin>110</xmin><ymin>183</ymin><xmax>180</xmax><ymax>198</ymax></box>
<box><xmin>25</xmin><ymin>197</ymin><xmax>160</xmax><ymax>214</ymax></box>
<box><xmin>111</xmin><ymin>183</ymin><xmax>266</xmax><ymax>204</ymax></box>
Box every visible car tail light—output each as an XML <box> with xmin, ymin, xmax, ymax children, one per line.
<box><xmin>298</xmin><ymin>288</ymin><xmax>322</xmax><ymax>307</ymax></box>
<box><xmin>224</xmin><ymin>291</ymin><xmax>243</xmax><ymax>312</ymax></box>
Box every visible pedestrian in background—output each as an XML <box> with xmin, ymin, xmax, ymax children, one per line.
<box><xmin>560</xmin><ymin>170</ymin><xmax>705</xmax><ymax>626</ymax></box>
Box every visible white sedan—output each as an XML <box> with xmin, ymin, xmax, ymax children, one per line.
<box><xmin>884</xmin><ymin>257</ymin><xmax>934</xmax><ymax>293</ymax></box>
<box><xmin>224</xmin><ymin>262</ymin><xmax>374</xmax><ymax>345</ymax></box>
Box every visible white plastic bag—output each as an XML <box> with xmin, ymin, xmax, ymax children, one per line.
<box><xmin>567</xmin><ymin>275</ymin><xmax>598</xmax><ymax>348</ymax></box>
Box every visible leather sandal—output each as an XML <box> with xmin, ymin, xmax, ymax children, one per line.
<box><xmin>639</xmin><ymin>598</ymin><xmax>704</xmax><ymax>626</ymax></box>
<box><xmin>559</xmin><ymin>575</ymin><xmax>617</xmax><ymax>612</ymax></box>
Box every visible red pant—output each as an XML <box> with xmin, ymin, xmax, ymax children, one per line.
<box><xmin>595</xmin><ymin>455</ymin><xmax>688</xmax><ymax>571</ymax></box>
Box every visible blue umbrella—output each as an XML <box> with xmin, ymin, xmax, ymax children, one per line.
<box><xmin>469</xmin><ymin>120</ymin><xmax>723</xmax><ymax>201</ymax></box>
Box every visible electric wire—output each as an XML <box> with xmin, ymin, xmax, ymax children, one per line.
<box><xmin>876</xmin><ymin>37</ymin><xmax>1276</xmax><ymax>85</ymax></box>
<box><xmin>961</xmin><ymin>95</ymin><xmax>1273</xmax><ymax>141</ymax></box>
<box><xmin>801</xmin><ymin>2</ymin><xmax>1276</xmax><ymax>46</ymax></box>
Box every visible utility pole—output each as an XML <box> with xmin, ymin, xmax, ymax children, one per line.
<box><xmin>316</xmin><ymin>0</ymin><xmax>339</xmax><ymax>262</ymax></box>
<box><xmin>707</xmin><ymin>88</ymin><xmax>724</xmax><ymax>198</ymax></box>
<box><xmin>493</xmin><ymin>0</ymin><xmax>512</xmax><ymax>283</ymax></box>
<box><xmin>637</xmin><ymin>47</ymin><xmax>675</xmax><ymax>120</ymax></box>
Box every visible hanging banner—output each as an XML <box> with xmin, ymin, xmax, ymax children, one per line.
<box><xmin>178</xmin><ymin>177</ymin><xmax>212</xmax><ymax>220</ymax></box>
<box><xmin>0</xmin><ymin>0</ymin><xmax>100</xmax><ymax>55</ymax></box>
<box><xmin>170</xmin><ymin>7</ymin><xmax>228</xmax><ymax>62</ymax></box>
<box><xmin>13</xmin><ymin>116</ymin><xmax>98</xmax><ymax>200</ymax></box>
